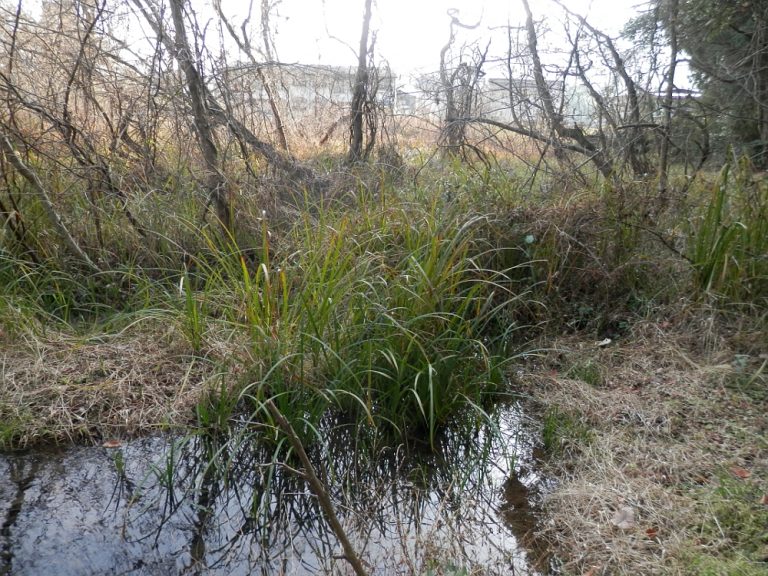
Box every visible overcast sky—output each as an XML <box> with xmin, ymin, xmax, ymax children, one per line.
<box><xmin>19</xmin><ymin>0</ymin><xmax>654</xmax><ymax>78</ymax></box>
<box><xmin>267</xmin><ymin>0</ymin><xmax>650</xmax><ymax>73</ymax></box>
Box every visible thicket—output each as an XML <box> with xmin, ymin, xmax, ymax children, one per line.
<box><xmin>1</xmin><ymin>0</ymin><xmax>766</xmax><ymax>451</ymax></box>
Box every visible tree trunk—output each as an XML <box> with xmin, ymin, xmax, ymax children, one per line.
<box><xmin>347</xmin><ymin>0</ymin><xmax>373</xmax><ymax>163</ymax></box>
<box><xmin>658</xmin><ymin>0</ymin><xmax>679</xmax><ymax>206</ymax></box>
<box><xmin>168</xmin><ymin>0</ymin><xmax>232</xmax><ymax>232</ymax></box>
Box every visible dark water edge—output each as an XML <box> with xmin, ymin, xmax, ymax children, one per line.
<box><xmin>0</xmin><ymin>404</ymin><xmax>553</xmax><ymax>575</ymax></box>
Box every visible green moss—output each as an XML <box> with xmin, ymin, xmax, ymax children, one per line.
<box><xmin>686</xmin><ymin>472</ymin><xmax>768</xmax><ymax>573</ymax></box>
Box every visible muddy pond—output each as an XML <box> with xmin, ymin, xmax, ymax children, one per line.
<box><xmin>0</xmin><ymin>404</ymin><xmax>552</xmax><ymax>575</ymax></box>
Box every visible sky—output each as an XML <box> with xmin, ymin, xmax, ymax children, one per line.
<box><xmin>266</xmin><ymin>0</ymin><xmax>650</xmax><ymax>73</ymax></box>
<box><xmin>18</xmin><ymin>0</ymin><xmax>652</xmax><ymax>75</ymax></box>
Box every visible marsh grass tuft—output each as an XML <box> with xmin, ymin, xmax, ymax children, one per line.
<box><xmin>175</xmin><ymin>194</ymin><xmax>528</xmax><ymax>449</ymax></box>
<box><xmin>690</xmin><ymin>156</ymin><xmax>768</xmax><ymax>301</ymax></box>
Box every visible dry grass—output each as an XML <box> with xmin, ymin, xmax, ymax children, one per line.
<box><xmin>520</xmin><ymin>306</ymin><xmax>768</xmax><ymax>575</ymax></box>
<box><xmin>0</xmin><ymin>317</ymin><xmax>223</xmax><ymax>448</ymax></box>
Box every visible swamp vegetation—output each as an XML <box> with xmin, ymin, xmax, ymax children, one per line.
<box><xmin>1</xmin><ymin>0</ymin><xmax>767</xmax><ymax>574</ymax></box>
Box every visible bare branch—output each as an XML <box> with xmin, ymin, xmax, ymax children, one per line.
<box><xmin>265</xmin><ymin>399</ymin><xmax>369</xmax><ymax>576</ymax></box>
<box><xmin>0</xmin><ymin>132</ymin><xmax>98</xmax><ymax>271</ymax></box>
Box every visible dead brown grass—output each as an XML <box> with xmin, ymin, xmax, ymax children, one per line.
<box><xmin>520</xmin><ymin>306</ymin><xmax>768</xmax><ymax>575</ymax></box>
<box><xmin>0</xmin><ymin>317</ymin><xmax>222</xmax><ymax>448</ymax></box>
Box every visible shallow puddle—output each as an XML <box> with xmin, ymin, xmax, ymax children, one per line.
<box><xmin>0</xmin><ymin>404</ymin><xmax>552</xmax><ymax>575</ymax></box>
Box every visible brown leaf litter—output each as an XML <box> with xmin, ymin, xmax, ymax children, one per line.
<box><xmin>518</xmin><ymin>311</ymin><xmax>768</xmax><ymax>575</ymax></box>
<box><xmin>0</xmin><ymin>318</ymin><xmax>222</xmax><ymax>447</ymax></box>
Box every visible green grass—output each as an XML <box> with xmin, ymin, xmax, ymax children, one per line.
<box><xmin>689</xmin><ymin>156</ymin><xmax>768</xmax><ymax>301</ymax></box>
<box><xmin>687</xmin><ymin>555</ymin><xmax>768</xmax><ymax>576</ymax></box>
<box><xmin>566</xmin><ymin>359</ymin><xmax>604</xmax><ymax>387</ymax></box>
<box><xmin>0</xmin><ymin>410</ymin><xmax>32</xmax><ymax>449</ymax></box>
<box><xmin>686</xmin><ymin>472</ymin><xmax>768</xmax><ymax>575</ymax></box>
<box><xmin>541</xmin><ymin>406</ymin><xmax>592</xmax><ymax>455</ymax></box>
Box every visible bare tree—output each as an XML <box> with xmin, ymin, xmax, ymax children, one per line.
<box><xmin>347</xmin><ymin>0</ymin><xmax>374</xmax><ymax>162</ymax></box>
<box><xmin>521</xmin><ymin>0</ymin><xmax>614</xmax><ymax>179</ymax></box>
<box><xmin>555</xmin><ymin>0</ymin><xmax>653</xmax><ymax>178</ymax></box>
<box><xmin>0</xmin><ymin>132</ymin><xmax>98</xmax><ymax>269</ymax></box>
<box><xmin>438</xmin><ymin>9</ymin><xmax>486</xmax><ymax>160</ymax></box>
<box><xmin>657</xmin><ymin>0</ymin><xmax>679</xmax><ymax>204</ymax></box>
<box><xmin>131</xmin><ymin>0</ymin><xmax>321</xmax><ymax>192</ymax></box>
<box><xmin>167</xmin><ymin>0</ymin><xmax>232</xmax><ymax>232</ymax></box>
<box><xmin>1</xmin><ymin>0</ymin><xmax>151</xmax><ymax>257</ymax></box>
<box><xmin>452</xmin><ymin>1</ymin><xmax>668</xmax><ymax>184</ymax></box>
<box><xmin>213</xmin><ymin>0</ymin><xmax>290</xmax><ymax>153</ymax></box>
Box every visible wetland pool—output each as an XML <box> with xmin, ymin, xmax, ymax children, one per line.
<box><xmin>0</xmin><ymin>404</ymin><xmax>553</xmax><ymax>575</ymax></box>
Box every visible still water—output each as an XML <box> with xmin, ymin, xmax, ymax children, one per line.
<box><xmin>0</xmin><ymin>405</ymin><xmax>551</xmax><ymax>575</ymax></box>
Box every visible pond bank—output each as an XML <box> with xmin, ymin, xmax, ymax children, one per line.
<box><xmin>519</xmin><ymin>314</ymin><xmax>767</xmax><ymax>575</ymax></box>
<box><xmin>2</xmin><ymin>305</ymin><xmax>765</xmax><ymax>575</ymax></box>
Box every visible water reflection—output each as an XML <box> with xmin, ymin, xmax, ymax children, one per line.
<box><xmin>0</xmin><ymin>403</ymin><xmax>551</xmax><ymax>575</ymax></box>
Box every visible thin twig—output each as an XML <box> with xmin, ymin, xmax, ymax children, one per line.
<box><xmin>0</xmin><ymin>133</ymin><xmax>99</xmax><ymax>271</ymax></box>
<box><xmin>265</xmin><ymin>398</ymin><xmax>369</xmax><ymax>576</ymax></box>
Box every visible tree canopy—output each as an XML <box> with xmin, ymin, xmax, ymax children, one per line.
<box><xmin>673</xmin><ymin>0</ymin><xmax>768</xmax><ymax>167</ymax></box>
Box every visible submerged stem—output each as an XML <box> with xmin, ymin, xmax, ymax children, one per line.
<box><xmin>265</xmin><ymin>398</ymin><xmax>369</xmax><ymax>576</ymax></box>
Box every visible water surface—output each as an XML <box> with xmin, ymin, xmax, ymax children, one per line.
<box><xmin>0</xmin><ymin>404</ymin><xmax>551</xmax><ymax>575</ymax></box>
